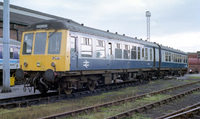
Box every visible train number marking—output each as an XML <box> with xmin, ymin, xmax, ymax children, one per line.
<box><xmin>83</xmin><ymin>60</ymin><xmax>90</xmax><ymax>68</ymax></box>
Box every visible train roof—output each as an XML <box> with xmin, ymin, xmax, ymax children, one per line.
<box><xmin>28</xmin><ymin>20</ymin><xmax>186</xmax><ymax>55</ymax></box>
<box><xmin>0</xmin><ymin>38</ymin><xmax>21</xmax><ymax>46</ymax></box>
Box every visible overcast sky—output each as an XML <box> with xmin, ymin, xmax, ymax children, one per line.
<box><xmin>3</xmin><ymin>0</ymin><xmax>200</xmax><ymax>52</ymax></box>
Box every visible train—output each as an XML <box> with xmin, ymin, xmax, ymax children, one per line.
<box><xmin>15</xmin><ymin>20</ymin><xmax>188</xmax><ymax>94</ymax></box>
<box><xmin>0</xmin><ymin>38</ymin><xmax>21</xmax><ymax>85</ymax></box>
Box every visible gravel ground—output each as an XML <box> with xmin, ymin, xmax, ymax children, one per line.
<box><xmin>62</xmin><ymin>75</ymin><xmax>200</xmax><ymax>119</ymax></box>
<box><xmin>137</xmin><ymin>80</ymin><xmax>200</xmax><ymax>119</ymax></box>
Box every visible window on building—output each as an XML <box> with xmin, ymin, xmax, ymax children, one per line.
<box><xmin>131</xmin><ymin>46</ymin><xmax>137</xmax><ymax>59</ymax></box>
<box><xmin>81</xmin><ymin>37</ymin><xmax>92</xmax><ymax>57</ymax></box>
<box><xmin>96</xmin><ymin>40</ymin><xmax>105</xmax><ymax>58</ymax></box>
<box><xmin>138</xmin><ymin>47</ymin><xmax>141</xmax><ymax>60</ymax></box>
<box><xmin>115</xmin><ymin>43</ymin><xmax>122</xmax><ymax>59</ymax></box>
<box><xmin>124</xmin><ymin>44</ymin><xmax>130</xmax><ymax>59</ymax></box>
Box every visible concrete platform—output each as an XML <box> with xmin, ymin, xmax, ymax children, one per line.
<box><xmin>0</xmin><ymin>84</ymin><xmax>41</xmax><ymax>99</ymax></box>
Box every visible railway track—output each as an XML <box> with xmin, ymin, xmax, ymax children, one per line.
<box><xmin>0</xmin><ymin>81</ymin><xmax>141</xmax><ymax>109</ymax></box>
<box><xmin>106</xmin><ymin>86</ymin><xmax>200</xmax><ymax>119</ymax></box>
<box><xmin>156</xmin><ymin>102</ymin><xmax>200</xmax><ymax>119</ymax></box>
<box><xmin>38</xmin><ymin>80</ymin><xmax>200</xmax><ymax>119</ymax></box>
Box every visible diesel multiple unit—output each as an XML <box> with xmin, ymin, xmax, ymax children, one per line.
<box><xmin>15</xmin><ymin>20</ymin><xmax>188</xmax><ymax>94</ymax></box>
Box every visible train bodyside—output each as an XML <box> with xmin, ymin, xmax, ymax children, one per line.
<box><xmin>0</xmin><ymin>38</ymin><xmax>21</xmax><ymax>70</ymax></box>
<box><xmin>0</xmin><ymin>38</ymin><xmax>21</xmax><ymax>84</ymax></box>
<box><xmin>16</xmin><ymin>20</ymin><xmax>187</xmax><ymax>94</ymax></box>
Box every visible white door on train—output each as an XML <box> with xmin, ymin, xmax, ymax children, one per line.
<box><xmin>70</xmin><ymin>36</ymin><xmax>78</xmax><ymax>69</ymax></box>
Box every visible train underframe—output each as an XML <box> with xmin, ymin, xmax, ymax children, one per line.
<box><xmin>17</xmin><ymin>68</ymin><xmax>187</xmax><ymax>94</ymax></box>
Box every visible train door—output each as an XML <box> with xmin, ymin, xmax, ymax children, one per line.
<box><xmin>153</xmin><ymin>47</ymin><xmax>156</xmax><ymax>67</ymax></box>
<box><xmin>107</xmin><ymin>42</ymin><xmax>113</xmax><ymax>59</ymax></box>
<box><xmin>70</xmin><ymin>36</ymin><xmax>78</xmax><ymax>70</ymax></box>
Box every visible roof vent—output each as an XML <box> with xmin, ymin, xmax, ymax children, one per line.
<box><xmin>123</xmin><ymin>34</ymin><xmax>125</xmax><ymax>36</ymax></box>
<box><xmin>115</xmin><ymin>32</ymin><xmax>118</xmax><ymax>34</ymax></box>
<box><xmin>81</xmin><ymin>23</ymin><xmax>84</xmax><ymax>26</ymax></box>
<box><xmin>67</xmin><ymin>20</ymin><xmax>70</xmax><ymax>22</ymax></box>
<box><xmin>107</xmin><ymin>30</ymin><xmax>109</xmax><ymax>32</ymax></box>
<box><xmin>135</xmin><ymin>37</ymin><xmax>137</xmax><ymax>39</ymax></box>
<box><xmin>140</xmin><ymin>38</ymin><xmax>142</xmax><ymax>40</ymax></box>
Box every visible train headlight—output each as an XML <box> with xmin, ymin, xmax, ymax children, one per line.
<box><xmin>51</xmin><ymin>62</ymin><xmax>55</xmax><ymax>67</ymax></box>
<box><xmin>37</xmin><ymin>61</ymin><xmax>41</xmax><ymax>67</ymax></box>
<box><xmin>24</xmin><ymin>62</ymin><xmax>28</xmax><ymax>67</ymax></box>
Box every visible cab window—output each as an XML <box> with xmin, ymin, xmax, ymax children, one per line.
<box><xmin>34</xmin><ymin>33</ymin><xmax>47</xmax><ymax>54</ymax></box>
<box><xmin>48</xmin><ymin>32</ymin><xmax>62</xmax><ymax>54</ymax></box>
<box><xmin>22</xmin><ymin>33</ymin><xmax>34</xmax><ymax>54</ymax></box>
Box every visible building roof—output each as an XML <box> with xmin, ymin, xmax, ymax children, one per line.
<box><xmin>0</xmin><ymin>38</ymin><xmax>21</xmax><ymax>46</ymax></box>
<box><xmin>0</xmin><ymin>2</ymin><xmax>78</xmax><ymax>26</ymax></box>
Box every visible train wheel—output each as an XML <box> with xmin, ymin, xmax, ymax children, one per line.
<box><xmin>62</xmin><ymin>82</ymin><xmax>73</xmax><ymax>95</ymax></box>
<box><xmin>38</xmin><ymin>87</ymin><xmax>48</xmax><ymax>94</ymax></box>
<box><xmin>63</xmin><ymin>88</ymin><xmax>73</xmax><ymax>95</ymax></box>
<box><xmin>88</xmin><ymin>81</ymin><xmax>95</xmax><ymax>91</ymax></box>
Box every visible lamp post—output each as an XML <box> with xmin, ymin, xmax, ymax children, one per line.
<box><xmin>146</xmin><ymin>11</ymin><xmax>151</xmax><ymax>41</ymax></box>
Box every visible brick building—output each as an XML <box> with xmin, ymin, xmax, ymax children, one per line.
<box><xmin>188</xmin><ymin>51</ymin><xmax>200</xmax><ymax>73</ymax></box>
<box><xmin>0</xmin><ymin>2</ymin><xmax>76</xmax><ymax>41</ymax></box>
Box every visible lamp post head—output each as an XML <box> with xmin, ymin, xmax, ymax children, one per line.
<box><xmin>146</xmin><ymin>11</ymin><xmax>151</xmax><ymax>17</ymax></box>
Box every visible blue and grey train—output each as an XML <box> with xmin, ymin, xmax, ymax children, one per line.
<box><xmin>0</xmin><ymin>38</ymin><xmax>21</xmax><ymax>84</ymax></box>
<box><xmin>15</xmin><ymin>20</ymin><xmax>188</xmax><ymax>94</ymax></box>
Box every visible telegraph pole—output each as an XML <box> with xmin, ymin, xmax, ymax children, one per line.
<box><xmin>146</xmin><ymin>11</ymin><xmax>151</xmax><ymax>41</ymax></box>
<box><xmin>1</xmin><ymin>0</ymin><xmax>11</xmax><ymax>93</ymax></box>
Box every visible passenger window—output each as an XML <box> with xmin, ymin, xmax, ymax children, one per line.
<box><xmin>10</xmin><ymin>47</ymin><xmax>14</xmax><ymax>59</ymax></box>
<box><xmin>48</xmin><ymin>32</ymin><xmax>62</xmax><ymax>54</ymax></box>
<box><xmin>131</xmin><ymin>46</ymin><xmax>137</xmax><ymax>59</ymax></box>
<box><xmin>96</xmin><ymin>40</ymin><xmax>105</xmax><ymax>58</ymax></box>
<box><xmin>17</xmin><ymin>47</ymin><xmax>20</xmax><ymax>59</ymax></box>
<box><xmin>124</xmin><ymin>45</ymin><xmax>130</xmax><ymax>59</ymax></box>
<box><xmin>115</xmin><ymin>43</ymin><xmax>122</xmax><ymax>59</ymax></box>
<box><xmin>145</xmin><ymin>48</ymin><xmax>148</xmax><ymax>60</ymax></box>
<box><xmin>169</xmin><ymin>53</ymin><xmax>171</xmax><ymax>62</ymax></box>
<box><xmin>108</xmin><ymin>42</ymin><xmax>112</xmax><ymax>56</ymax></box>
<box><xmin>150</xmin><ymin>49</ymin><xmax>152</xmax><ymax>61</ymax></box>
<box><xmin>165</xmin><ymin>52</ymin><xmax>168</xmax><ymax>62</ymax></box>
<box><xmin>138</xmin><ymin>47</ymin><xmax>141</xmax><ymax>60</ymax></box>
<box><xmin>81</xmin><ymin>37</ymin><xmax>92</xmax><ymax>57</ymax></box>
<box><xmin>70</xmin><ymin>37</ymin><xmax>76</xmax><ymax>53</ymax></box>
<box><xmin>142</xmin><ymin>48</ymin><xmax>144</xmax><ymax>58</ymax></box>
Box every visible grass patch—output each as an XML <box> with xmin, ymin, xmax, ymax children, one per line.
<box><xmin>73</xmin><ymin>94</ymin><xmax>170</xmax><ymax>119</ymax></box>
<box><xmin>0</xmin><ymin>79</ymin><xmax>185</xmax><ymax>119</ymax></box>
<box><xmin>188</xmin><ymin>76</ymin><xmax>200</xmax><ymax>79</ymax></box>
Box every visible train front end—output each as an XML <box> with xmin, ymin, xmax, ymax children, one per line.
<box><xmin>16</xmin><ymin>22</ymin><xmax>71</xmax><ymax>93</ymax></box>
